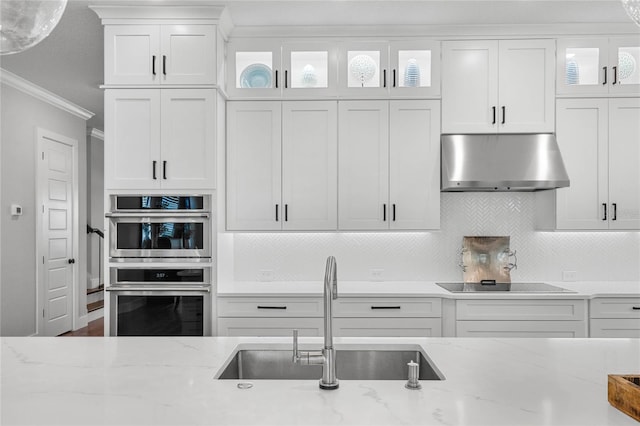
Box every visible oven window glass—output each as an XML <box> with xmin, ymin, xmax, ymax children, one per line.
<box><xmin>116</xmin><ymin>223</ymin><xmax>204</xmax><ymax>250</ymax></box>
<box><xmin>117</xmin><ymin>196</ymin><xmax>204</xmax><ymax>210</ymax></box>
<box><xmin>117</xmin><ymin>295</ymin><xmax>204</xmax><ymax>336</ymax></box>
<box><xmin>116</xmin><ymin>269</ymin><xmax>205</xmax><ymax>283</ymax></box>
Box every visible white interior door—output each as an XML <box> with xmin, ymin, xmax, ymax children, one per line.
<box><xmin>38</xmin><ymin>129</ymin><xmax>77</xmax><ymax>336</ymax></box>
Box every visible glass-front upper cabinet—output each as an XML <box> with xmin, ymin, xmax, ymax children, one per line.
<box><xmin>557</xmin><ymin>37</ymin><xmax>640</xmax><ymax>95</ymax></box>
<box><xmin>282</xmin><ymin>42</ymin><xmax>338</xmax><ymax>97</ymax></box>
<box><xmin>227</xmin><ymin>40</ymin><xmax>282</xmax><ymax>97</ymax></box>
<box><xmin>389</xmin><ymin>41</ymin><xmax>441</xmax><ymax>97</ymax></box>
<box><xmin>338</xmin><ymin>42</ymin><xmax>390</xmax><ymax>96</ymax></box>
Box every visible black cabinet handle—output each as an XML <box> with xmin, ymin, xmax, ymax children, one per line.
<box><xmin>152</xmin><ymin>55</ymin><xmax>156</xmax><ymax>76</ymax></box>
<box><xmin>393</xmin><ymin>69</ymin><xmax>397</xmax><ymax>87</ymax></box>
<box><xmin>392</xmin><ymin>204</ymin><xmax>396</xmax><ymax>221</ymax></box>
<box><xmin>602</xmin><ymin>203</ymin><xmax>607</xmax><ymax>221</ymax></box>
<box><xmin>603</xmin><ymin>66</ymin><xmax>607</xmax><ymax>85</ymax></box>
<box><xmin>613</xmin><ymin>66</ymin><xmax>618</xmax><ymax>85</ymax></box>
<box><xmin>383</xmin><ymin>69</ymin><xmax>387</xmax><ymax>88</ymax></box>
<box><xmin>371</xmin><ymin>306</ymin><xmax>401</xmax><ymax>310</ymax></box>
<box><xmin>275</xmin><ymin>204</ymin><xmax>279</xmax><ymax>222</ymax></box>
<box><xmin>162</xmin><ymin>55</ymin><xmax>167</xmax><ymax>76</ymax></box>
<box><xmin>162</xmin><ymin>161</ymin><xmax>167</xmax><ymax>179</ymax></box>
<box><xmin>501</xmin><ymin>106</ymin><xmax>506</xmax><ymax>124</ymax></box>
<box><xmin>275</xmin><ymin>70</ymin><xmax>278</xmax><ymax>88</ymax></box>
<box><xmin>257</xmin><ymin>306</ymin><xmax>287</xmax><ymax>310</ymax></box>
<box><xmin>285</xmin><ymin>70</ymin><xmax>288</xmax><ymax>88</ymax></box>
<box><xmin>632</xmin><ymin>306</ymin><xmax>640</xmax><ymax>310</ymax></box>
<box><xmin>152</xmin><ymin>161</ymin><xmax>157</xmax><ymax>180</ymax></box>
<box><xmin>383</xmin><ymin>204</ymin><xmax>387</xmax><ymax>221</ymax></box>
<box><xmin>492</xmin><ymin>106</ymin><xmax>496</xmax><ymax>124</ymax></box>
<box><xmin>612</xmin><ymin>203</ymin><xmax>617</xmax><ymax>221</ymax></box>
<box><xmin>68</xmin><ymin>258</ymin><xmax>76</xmax><ymax>264</ymax></box>
<box><xmin>285</xmin><ymin>204</ymin><xmax>288</xmax><ymax>222</ymax></box>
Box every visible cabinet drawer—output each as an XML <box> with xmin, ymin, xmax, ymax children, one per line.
<box><xmin>217</xmin><ymin>317</ymin><xmax>323</xmax><ymax>336</ymax></box>
<box><xmin>217</xmin><ymin>297</ymin><xmax>323</xmax><ymax>317</ymax></box>
<box><xmin>457</xmin><ymin>320</ymin><xmax>587</xmax><ymax>337</ymax></box>
<box><xmin>590</xmin><ymin>319</ymin><xmax>640</xmax><ymax>338</ymax></box>
<box><xmin>334</xmin><ymin>298</ymin><xmax>441</xmax><ymax>318</ymax></box>
<box><xmin>335</xmin><ymin>318</ymin><xmax>441</xmax><ymax>337</ymax></box>
<box><xmin>590</xmin><ymin>298</ymin><xmax>640</xmax><ymax>319</ymax></box>
<box><xmin>456</xmin><ymin>299</ymin><xmax>586</xmax><ymax>321</ymax></box>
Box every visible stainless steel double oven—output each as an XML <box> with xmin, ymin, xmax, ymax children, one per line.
<box><xmin>106</xmin><ymin>195</ymin><xmax>212</xmax><ymax>336</ymax></box>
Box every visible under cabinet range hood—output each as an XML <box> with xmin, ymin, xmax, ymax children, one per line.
<box><xmin>441</xmin><ymin>134</ymin><xmax>570</xmax><ymax>191</ymax></box>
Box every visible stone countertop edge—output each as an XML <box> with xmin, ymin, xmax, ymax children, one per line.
<box><xmin>216</xmin><ymin>280</ymin><xmax>640</xmax><ymax>298</ymax></box>
<box><xmin>2</xmin><ymin>336</ymin><xmax>640</xmax><ymax>426</ymax></box>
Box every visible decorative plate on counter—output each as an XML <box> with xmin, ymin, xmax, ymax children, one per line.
<box><xmin>240</xmin><ymin>63</ymin><xmax>272</xmax><ymax>88</ymax></box>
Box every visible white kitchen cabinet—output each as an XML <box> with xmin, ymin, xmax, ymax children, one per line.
<box><xmin>104</xmin><ymin>25</ymin><xmax>216</xmax><ymax>85</ymax></box>
<box><xmin>227</xmin><ymin>40</ymin><xmax>283</xmax><ymax>97</ymax></box>
<box><xmin>454</xmin><ymin>299</ymin><xmax>588</xmax><ymax>337</ymax></box>
<box><xmin>442</xmin><ymin>39</ymin><xmax>555</xmax><ymax>133</ymax></box>
<box><xmin>105</xmin><ymin>89</ymin><xmax>215</xmax><ymax>190</ymax></box>
<box><xmin>338</xmin><ymin>100</ymin><xmax>440</xmax><ymax>230</ymax></box>
<box><xmin>389</xmin><ymin>40</ymin><xmax>441</xmax><ymax>97</ymax></box>
<box><xmin>557</xmin><ymin>37</ymin><xmax>640</xmax><ymax>96</ymax></box>
<box><xmin>589</xmin><ymin>297</ymin><xmax>640</xmax><ymax>338</ymax></box>
<box><xmin>226</xmin><ymin>101</ymin><xmax>338</xmax><ymax>230</ymax></box>
<box><xmin>537</xmin><ymin>98</ymin><xmax>640</xmax><ymax>230</ymax></box>
<box><xmin>217</xmin><ymin>296</ymin><xmax>323</xmax><ymax>336</ymax></box>
<box><xmin>282</xmin><ymin>41</ymin><xmax>338</xmax><ymax>97</ymax></box>
<box><xmin>338</xmin><ymin>41</ymin><xmax>390</xmax><ymax>96</ymax></box>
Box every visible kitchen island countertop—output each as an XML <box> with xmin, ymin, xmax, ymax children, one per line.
<box><xmin>2</xmin><ymin>336</ymin><xmax>639</xmax><ymax>425</ymax></box>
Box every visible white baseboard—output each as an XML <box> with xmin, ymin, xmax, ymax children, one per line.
<box><xmin>87</xmin><ymin>307</ymin><xmax>104</xmax><ymax>323</ymax></box>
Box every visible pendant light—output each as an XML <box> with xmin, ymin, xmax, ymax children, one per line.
<box><xmin>0</xmin><ymin>0</ymin><xmax>68</xmax><ymax>55</ymax></box>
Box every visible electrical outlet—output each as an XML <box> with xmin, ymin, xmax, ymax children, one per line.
<box><xmin>562</xmin><ymin>270</ymin><xmax>578</xmax><ymax>282</ymax></box>
<box><xmin>258</xmin><ymin>270</ymin><xmax>274</xmax><ymax>282</ymax></box>
<box><xmin>370</xmin><ymin>269</ymin><xmax>384</xmax><ymax>281</ymax></box>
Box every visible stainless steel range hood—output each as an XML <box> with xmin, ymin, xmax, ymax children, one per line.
<box><xmin>441</xmin><ymin>134</ymin><xmax>570</xmax><ymax>191</ymax></box>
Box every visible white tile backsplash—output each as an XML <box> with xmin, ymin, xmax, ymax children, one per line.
<box><xmin>232</xmin><ymin>193</ymin><xmax>640</xmax><ymax>282</ymax></box>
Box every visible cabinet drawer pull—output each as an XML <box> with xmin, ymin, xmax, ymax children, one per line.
<box><xmin>285</xmin><ymin>204</ymin><xmax>288</xmax><ymax>222</ymax></box>
<box><xmin>371</xmin><ymin>306</ymin><xmax>401</xmax><ymax>310</ymax></box>
<box><xmin>393</xmin><ymin>69</ymin><xmax>397</xmax><ymax>87</ymax></box>
<box><xmin>602</xmin><ymin>66</ymin><xmax>607</xmax><ymax>85</ymax></box>
<box><xmin>275</xmin><ymin>204</ymin><xmax>279</xmax><ymax>222</ymax></box>
<box><xmin>602</xmin><ymin>203</ymin><xmax>607</xmax><ymax>221</ymax></box>
<box><xmin>152</xmin><ymin>55</ymin><xmax>156</xmax><ymax>76</ymax></box>
<box><xmin>632</xmin><ymin>306</ymin><xmax>640</xmax><ymax>310</ymax></box>
<box><xmin>383</xmin><ymin>69</ymin><xmax>387</xmax><ymax>88</ymax></box>
<box><xmin>257</xmin><ymin>305</ymin><xmax>287</xmax><ymax>310</ymax></box>
<box><xmin>162</xmin><ymin>55</ymin><xmax>167</xmax><ymax>76</ymax></box>
<box><xmin>612</xmin><ymin>203</ymin><xmax>617</xmax><ymax>221</ymax></box>
<box><xmin>492</xmin><ymin>106</ymin><xmax>496</xmax><ymax>124</ymax></box>
<box><xmin>383</xmin><ymin>204</ymin><xmax>387</xmax><ymax>221</ymax></box>
<box><xmin>152</xmin><ymin>161</ymin><xmax>157</xmax><ymax>180</ymax></box>
<box><xmin>275</xmin><ymin>70</ymin><xmax>278</xmax><ymax>88</ymax></box>
<box><xmin>613</xmin><ymin>66</ymin><xmax>618</xmax><ymax>85</ymax></box>
<box><xmin>285</xmin><ymin>70</ymin><xmax>288</xmax><ymax>89</ymax></box>
<box><xmin>501</xmin><ymin>106</ymin><xmax>506</xmax><ymax>124</ymax></box>
<box><xmin>392</xmin><ymin>204</ymin><xmax>396</xmax><ymax>221</ymax></box>
<box><xmin>162</xmin><ymin>160</ymin><xmax>167</xmax><ymax>180</ymax></box>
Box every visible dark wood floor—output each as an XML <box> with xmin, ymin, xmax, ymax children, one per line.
<box><xmin>60</xmin><ymin>317</ymin><xmax>104</xmax><ymax>336</ymax></box>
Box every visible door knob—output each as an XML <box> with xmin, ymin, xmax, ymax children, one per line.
<box><xmin>68</xmin><ymin>258</ymin><xmax>76</xmax><ymax>264</ymax></box>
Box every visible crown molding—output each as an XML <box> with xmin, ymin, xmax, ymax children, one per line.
<box><xmin>0</xmin><ymin>68</ymin><xmax>94</xmax><ymax>121</ymax></box>
<box><xmin>88</xmin><ymin>128</ymin><xmax>105</xmax><ymax>141</ymax></box>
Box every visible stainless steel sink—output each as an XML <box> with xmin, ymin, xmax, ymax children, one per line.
<box><xmin>216</xmin><ymin>346</ymin><xmax>445</xmax><ymax>381</ymax></box>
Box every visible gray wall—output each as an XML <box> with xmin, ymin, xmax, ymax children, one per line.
<box><xmin>1</xmin><ymin>83</ymin><xmax>88</xmax><ymax>336</ymax></box>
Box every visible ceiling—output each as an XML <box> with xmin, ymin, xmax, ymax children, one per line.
<box><xmin>0</xmin><ymin>0</ymin><xmax>638</xmax><ymax>131</ymax></box>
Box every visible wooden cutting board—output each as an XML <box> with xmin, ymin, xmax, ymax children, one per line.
<box><xmin>608</xmin><ymin>374</ymin><xmax>640</xmax><ymax>421</ymax></box>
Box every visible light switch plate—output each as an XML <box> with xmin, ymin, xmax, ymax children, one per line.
<box><xmin>562</xmin><ymin>270</ymin><xmax>578</xmax><ymax>282</ymax></box>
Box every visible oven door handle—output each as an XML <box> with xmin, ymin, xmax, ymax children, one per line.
<box><xmin>105</xmin><ymin>212</ymin><xmax>210</xmax><ymax>218</ymax></box>
<box><xmin>106</xmin><ymin>285</ymin><xmax>211</xmax><ymax>292</ymax></box>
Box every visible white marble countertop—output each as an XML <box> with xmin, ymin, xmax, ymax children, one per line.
<box><xmin>2</xmin><ymin>336</ymin><xmax>640</xmax><ymax>425</ymax></box>
<box><xmin>217</xmin><ymin>280</ymin><xmax>640</xmax><ymax>299</ymax></box>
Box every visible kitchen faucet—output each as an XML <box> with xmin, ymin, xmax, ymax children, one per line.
<box><xmin>292</xmin><ymin>256</ymin><xmax>339</xmax><ymax>390</ymax></box>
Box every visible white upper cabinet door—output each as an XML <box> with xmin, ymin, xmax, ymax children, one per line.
<box><xmin>227</xmin><ymin>40</ymin><xmax>282</xmax><ymax>98</ymax></box>
<box><xmin>555</xmin><ymin>98</ymin><xmax>609</xmax><ymax>230</ymax></box>
<box><xmin>159</xmin><ymin>89</ymin><xmax>215</xmax><ymax>189</ymax></box>
<box><xmin>608</xmin><ymin>98</ymin><xmax>640</xmax><ymax>230</ymax></box>
<box><xmin>104</xmin><ymin>25</ymin><xmax>215</xmax><ymax>85</ymax></box>
<box><xmin>338</xmin><ymin>42</ymin><xmax>390</xmax><ymax>97</ymax></box>
<box><xmin>104</xmin><ymin>25</ymin><xmax>160</xmax><ymax>85</ymax></box>
<box><xmin>104</xmin><ymin>89</ymin><xmax>161</xmax><ymax>189</ymax></box>
<box><xmin>282</xmin><ymin>42</ymin><xmax>338</xmax><ymax>98</ymax></box>
<box><xmin>160</xmin><ymin>25</ymin><xmax>216</xmax><ymax>85</ymax></box>
<box><xmin>608</xmin><ymin>38</ymin><xmax>640</xmax><ymax>96</ymax></box>
<box><xmin>442</xmin><ymin>40</ymin><xmax>499</xmax><ymax>133</ymax></box>
<box><xmin>498</xmin><ymin>39</ymin><xmax>555</xmax><ymax>133</ymax></box>
<box><xmin>338</xmin><ymin>101</ymin><xmax>390</xmax><ymax>230</ymax></box>
<box><xmin>226</xmin><ymin>101</ymin><xmax>282</xmax><ymax>230</ymax></box>
<box><xmin>389</xmin><ymin>100</ymin><xmax>440</xmax><ymax>230</ymax></box>
<box><xmin>558</xmin><ymin>38</ymin><xmax>640</xmax><ymax>96</ymax></box>
<box><xmin>282</xmin><ymin>101</ymin><xmax>338</xmax><ymax>230</ymax></box>
<box><xmin>389</xmin><ymin>40</ymin><xmax>441</xmax><ymax>97</ymax></box>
